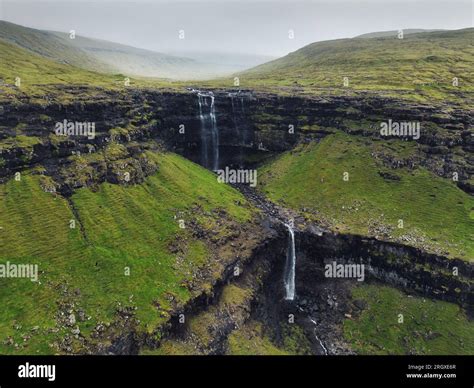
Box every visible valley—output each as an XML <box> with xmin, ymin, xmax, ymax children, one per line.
<box><xmin>0</xmin><ymin>22</ymin><xmax>472</xmax><ymax>356</ymax></box>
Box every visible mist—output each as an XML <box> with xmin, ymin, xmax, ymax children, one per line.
<box><xmin>1</xmin><ymin>0</ymin><xmax>472</xmax><ymax>57</ymax></box>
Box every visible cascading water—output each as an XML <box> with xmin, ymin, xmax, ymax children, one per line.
<box><xmin>197</xmin><ymin>92</ymin><xmax>219</xmax><ymax>170</ymax></box>
<box><xmin>310</xmin><ymin>318</ymin><xmax>328</xmax><ymax>355</ymax></box>
<box><xmin>197</xmin><ymin>95</ymin><xmax>208</xmax><ymax>168</ymax></box>
<box><xmin>230</xmin><ymin>93</ymin><xmax>244</xmax><ymax>167</ymax></box>
<box><xmin>284</xmin><ymin>223</ymin><xmax>296</xmax><ymax>300</ymax></box>
<box><xmin>209</xmin><ymin>96</ymin><xmax>219</xmax><ymax>171</ymax></box>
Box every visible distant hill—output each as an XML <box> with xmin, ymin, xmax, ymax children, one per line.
<box><xmin>238</xmin><ymin>28</ymin><xmax>474</xmax><ymax>103</ymax></box>
<box><xmin>0</xmin><ymin>20</ymin><xmax>105</xmax><ymax>71</ymax></box>
<box><xmin>0</xmin><ymin>20</ymin><xmax>269</xmax><ymax>80</ymax></box>
<box><xmin>355</xmin><ymin>29</ymin><xmax>443</xmax><ymax>39</ymax></box>
<box><xmin>47</xmin><ymin>30</ymin><xmax>201</xmax><ymax>79</ymax></box>
<box><xmin>0</xmin><ymin>37</ymin><xmax>125</xmax><ymax>99</ymax></box>
<box><xmin>0</xmin><ymin>20</ymin><xmax>205</xmax><ymax>79</ymax></box>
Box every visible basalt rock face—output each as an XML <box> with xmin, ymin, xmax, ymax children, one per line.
<box><xmin>160</xmin><ymin>90</ymin><xmax>474</xmax><ymax>193</ymax></box>
<box><xmin>0</xmin><ymin>89</ymin><xmax>162</xmax><ymax>190</ymax></box>
<box><xmin>101</xmin><ymin>224</ymin><xmax>287</xmax><ymax>355</ymax></box>
<box><xmin>227</xmin><ymin>222</ymin><xmax>474</xmax><ymax>355</ymax></box>
<box><xmin>52</xmin><ymin>222</ymin><xmax>472</xmax><ymax>355</ymax></box>
<box><xmin>297</xmin><ymin>230</ymin><xmax>474</xmax><ymax>310</ymax></box>
<box><xmin>1</xmin><ymin>88</ymin><xmax>472</xmax><ymax>193</ymax></box>
<box><xmin>129</xmin><ymin>219</ymin><xmax>472</xmax><ymax>355</ymax></box>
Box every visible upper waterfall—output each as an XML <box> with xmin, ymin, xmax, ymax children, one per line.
<box><xmin>197</xmin><ymin>92</ymin><xmax>219</xmax><ymax>171</ymax></box>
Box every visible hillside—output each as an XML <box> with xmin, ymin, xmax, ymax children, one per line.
<box><xmin>236</xmin><ymin>28</ymin><xmax>474</xmax><ymax>104</ymax></box>
<box><xmin>258</xmin><ymin>132</ymin><xmax>474</xmax><ymax>260</ymax></box>
<box><xmin>0</xmin><ymin>38</ymin><xmax>131</xmax><ymax>100</ymax></box>
<box><xmin>47</xmin><ymin>30</ymin><xmax>199</xmax><ymax>79</ymax></box>
<box><xmin>0</xmin><ymin>151</ymin><xmax>258</xmax><ymax>354</ymax></box>
<box><xmin>355</xmin><ymin>29</ymin><xmax>442</xmax><ymax>39</ymax></box>
<box><xmin>0</xmin><ymin>21</ymin><xmax>222</xmax><ymax>80</ymax></box>
<box><xmin>0</xmin><ymin>19</ymin><xmax>472</xmax><ymax>357</ymax></box>
<box><xmin>0</xmin><ymin>21</ymin><xmax>273</xmax><ymax>80</ymax></box>
<box><xmin>0</xmin><ymin>35</ymin><xmax>185</xmax><ymax>103</ymax></box>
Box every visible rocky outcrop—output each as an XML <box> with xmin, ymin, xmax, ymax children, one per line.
<box><xmin>297</xmin><ymin>229</ymin><xmax>473</xmax><ymax>309</ymax></box>
<box><xmin>1</xmin><ymin>87</ymin><xmax>472</xmax><ymax>193</ymax></box>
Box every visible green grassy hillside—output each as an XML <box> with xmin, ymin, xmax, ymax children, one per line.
<box><xmin>0</xmin><ymin>21</ymin><xmax>104</xmax><ymax>71</ymax></box>
<box><xmin>0</xmin><ymin>151</ymin><xmax>254</xmax><ymax>354</ymax></box>
<box><xmin>235</xmin><ymin>28</ymin><xmax>474</xmax><ymax>104</ymax></box>
<box><xmin>355</xmin><ymin>29</ymin><xmax>442</xmax><ymax>39</ymax></box>
<box><xmin>0</xmin><ymin>38</ymin><xmax>124</xmax><ymax>98</ymax></box>
<box><xmin>2</xmin><ymin>21</ymin><xmax>473</xmax><ymax>105</ymax></box>
<box><xmin>0</xmin><ymin>20</ymin><xmax>202</xmax><ymax>80</ymax></box>
<box><xmin>344</xmin><ymin>284</ymin><xmax>474</xmax><ymax>355</ymax></box>
<box><xmin>0</xmin><ymin>20</ymin><xmax>267</xmax><ymax>81</ymax></box>
<box><xmin>258</xmin><ymin>132</ymin><xmax>474</xmax><ymax>260</ymax></box>
<box><xmin>0</xmin><ymin>37</ymin><xmax>184</xmax><ymax>103</ymax></box>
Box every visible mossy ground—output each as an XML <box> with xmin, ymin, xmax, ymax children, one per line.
<box><xmin>0</xmin><ymin>39</ymin><xmax>187</xmax><ymax>105</ymax></box>
<box><xmin>258</xmin><ymin>132</ymin><xmax>473</xmax><ymax>260</ymax></box>
<box><xmin>343</xmin><ymin>284</ymin><xmax>474</xmax><ymax>355</ymax></box>
<box><xmin>0</xmin><ymin>151</ymin><xmax>253</xmax><ymax>354</ymax></box>
<box><xmin>227</xmin><ymin>321</ymin><xmax>289</xmax><ymax>355</ymax></box>
<box><xmin>214</xmin><ymin>29</ymin><xmax>473</xmax><ymax>106</ymax></box>
<box><xmin>0</xmin><ymin>135</ymin><xmax>41</xmax><ymax>150</ymax></box>
<box><xmin>227</xmin><ymin>320</ymin><xmax>312</xmax><ymax>355</ymax></box>
<box><xmin>141</xmin><ymin>282</ymin><xmax>257</xmax><ymax>355</ymax></box>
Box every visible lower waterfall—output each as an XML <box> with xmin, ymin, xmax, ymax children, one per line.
<box><xmin>284</xmin><ymin>223</ymin><xmax>296</xmax><ymax>300</ymax></box>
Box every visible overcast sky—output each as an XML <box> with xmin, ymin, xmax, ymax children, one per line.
<box><xmin>1</xmin><ymin>0</ymin><xmax>472</xmax><ymax>57</ymax></box>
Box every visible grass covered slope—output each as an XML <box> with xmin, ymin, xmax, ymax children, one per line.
<box><xmin>0</xmin><ymin>151</ymin><xmax>254</xmax><ymax>354</ymax></box>
<box><xmin>236</xmin><ymin>29</ymin><xmax>474</xmax><ymax>103</ymax></box>
<box><xmin>0</xmin><ymin>39</ymin><xmax>124</xmax><ymax>97</ymax></box>
<box><xmin>344</xmin><ymin>284</ymin><xmax>474</xmax><ymax>355</ymax></box>
<box><xmin>0</xmin><ymin>20</ymin><xmax>107</xmax><ymax>72</ymax></box>
<box><xmin>0</xmin><ymin>34</ymin><xmax>182</xmax><ymax>102</ymax></box>
<box><xmin>0</xmin><ymin>20</ymin><xmax>199</xmax><ymax>80</ymax></box>
<box><xmin>258</xmin><ymin>133</ymin><xmax>474</xmax><ymax>260</ymax></box>
<box><xmin>227</xmin><ymin>320</ymin><xmax>313</xmax><ymax>355</ymax></box>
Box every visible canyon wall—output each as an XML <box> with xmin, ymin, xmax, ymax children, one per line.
<box><xmin>1</xmin><ymin>88</ymin><xmax>472</xmax><ymax>194</ymax></box>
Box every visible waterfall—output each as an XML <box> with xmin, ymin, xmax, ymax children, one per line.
<box><xmin>230</xmin><ymin>94</ymin><xmax>244</xmax><ymax>167</ymax></box>
<box><xmin>310</xmin><ymin>318</ymin><xmax>328</xmax><ymax>355</ymax></box>
<box><xmin>284</xmin><ymin>223</ymin><xmax>296</xmax><ymax>300</ymax></box>
<box><xmin>197</xmin><ymin>95</ymin><xmax>208</xmax><ymax>169</ymax></box>
<box><xmin>197</xmin><ymin>92</ymin><xmax>219</xmax><ymax>170</ymax></box>
<box><xmin>209</xmin><ymin>96</ymin><xmax>219</xmax><ymax>171</ymax></box>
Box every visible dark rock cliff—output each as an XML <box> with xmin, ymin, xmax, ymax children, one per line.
<box><xmin>1</xmin><ymin>88</ymin><xmax>472</xmax><ymax>194</ymax></box>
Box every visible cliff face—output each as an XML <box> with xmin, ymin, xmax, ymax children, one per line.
<box><xmin>297</xmin><ymin>229</ymin><xmax>473</xmax><ymax>308</ymax></box>
<box><xmin>133</xmin><ymin>221</ymin><xmax>473</xmax><ymax>355</ymax></box>
<box><xmin>0</xmin><ymin>87</ymin><xmax>472</xmax><ymax>354</ymax></box>
<box><xmin>1</xmin><ymin>88</ymin><xmax>472</xmax><ymax>193</ymax></box>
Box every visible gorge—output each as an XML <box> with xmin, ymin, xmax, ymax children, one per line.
<box><xmin>1</xmin><ymin>86</ymin><xmax>471</xmax><ymax>355</ymax></box>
